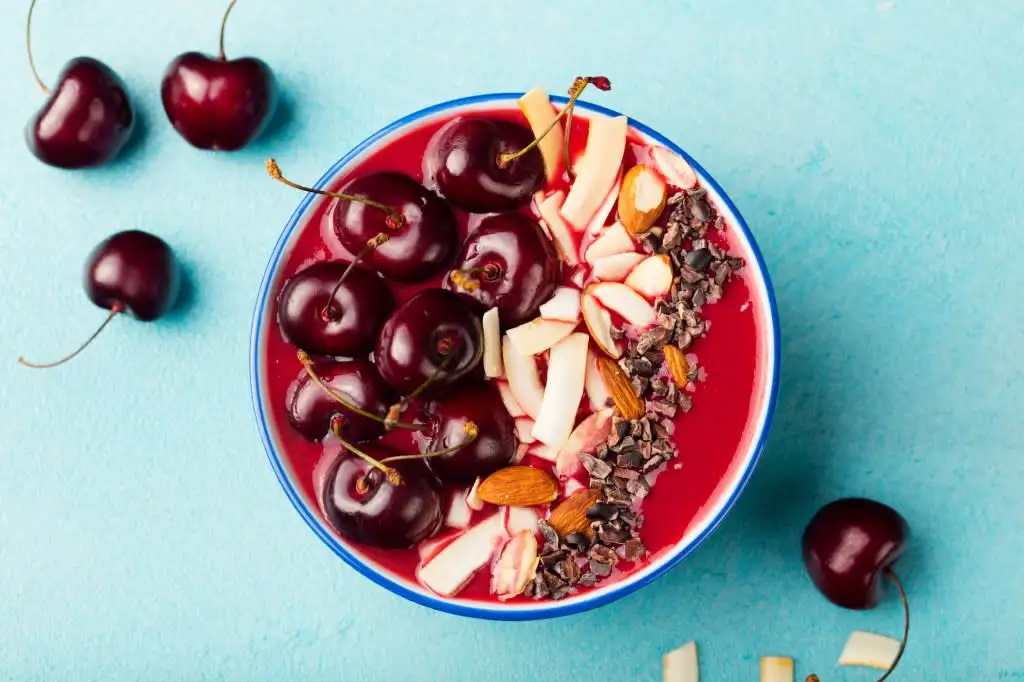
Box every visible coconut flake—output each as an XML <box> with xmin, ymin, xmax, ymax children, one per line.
<box><xmin>838</xmin><ymin>631</ymin><xmax>901</xmax><ymax>671</ymax></box>
<box><xmin>759</xmin><ymin>656</ymin><xmax>793</xmax><ymax>682</ymax></box>
<box><xmin>662</xmin><ymin>641</ymin><xmax>699</xmax><ymax>682</ymax></box>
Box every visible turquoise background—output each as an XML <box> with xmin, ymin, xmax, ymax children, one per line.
<box><xmin>1</xmin><ymin>0</ymin><xmax>1021</xmax><ymax>679</ymax></box>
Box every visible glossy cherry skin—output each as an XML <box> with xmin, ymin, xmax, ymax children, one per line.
<box><xmin>319</xmin><ymin>447</ymin><xmax>442</xmax><ymax>549</ymax></box>
<box><xmin>85</xmin><ymin>230</ymin><xmax>180</xmax><ymax>319</ymax></box>
<box><xmin>445</xmin><ymin>213</ymin><xmax>561</xmax><ymax>325</ymax></box>
<box><xmin>427</xmin><ymin>117</ymin><xmax>544</xmax><ymax>213</ymax></box>
<box><xmin>424</xmin><ymin>383</ymin><xmax>517</xmax><ymax>484</ymax></box>
<box><xmin>801</xmin><ymin>498</ymin><xmax>910</xmax><ymax>610</ymax></box>
<box><xmin>287</xmin><ymin>359</ymin><xmax>395</xmax><ymax>443</ymax></box>
<box><xmin>160</xmin><ymin>52</ymin><xmax>276</xmax><ymax>151</ymax></box>
<box><xmin>375</xmin><ymin>289</ymin><xmax>483</xmax><ymax>396</ymax></box>
<box><xmin>333</xmin><ymin>172</ymin><xmax>458</xmax><ymax>283</ymax></box>
<box><xmin>276</xmin><ymin>260</ymin><xmax>394</xmax><ymax>358</ymax></box>
<box><xmin>26</xmin><ymin>57</ymin><xmax>134</xmax><ymax>169</ymax></box>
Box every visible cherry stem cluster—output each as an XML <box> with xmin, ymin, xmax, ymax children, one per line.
<box><xmin>18</xmin><ymin>304</ymin><xmax>124</xmax><ymax>369</ymax></box>
<box><xmin>321</xmin><ymin>233</ymin><xmax>390</xmax><ymax>320</ymax></box>
<box><xmin>266</xmin><ymin>159</ymin><xmax>404</xmax><ymax>229</ymax></box>
<box><xmin>296</xmin><ymin>350</ymin><xmax>421</xmax><ymax>431</ymax></box>
<box><xmin>384</xmin><ymin>343</ymin><xmax>460</xmax><ymax>428</ymax></box>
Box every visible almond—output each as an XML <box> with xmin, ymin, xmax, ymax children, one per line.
<box><xmin>477</xmin><ymin>466</ymin><xmax>559</xmax><ymax>507</ymax></box>
<box><xmin>663</xmin><ymin>345</ymin><xmax>691</xmax><ymax>387</ymax></box>
<box><xmin>617</xmin><ymin>164</ymin><xmax>667</xmax><ymax>235</ymax></box>
<box><xmin>596</xmin><ymin>356</ymin><xmax>644</xmax><ymax>420</ymax></box>
<box><xmin>548</xmin><ymin>488</ymin><xmax>602</xmax><ymax>538</ymax></box>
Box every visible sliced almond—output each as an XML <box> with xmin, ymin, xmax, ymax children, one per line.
<box><xmin>581</xmin><ymin>291</ymin><xmax>621</xmax><ymax>359</ymax></box>
<box><xmin>477</xmin><ymin>466</ymin><xmax>559</xmax><ymax>507</ymax></box>
<box><xmin>491</xmin><ymin>530</ymin><xmax>540</xmax><ymax>601</ymax></box>
<box><xmin>548</xmin><ymin>488</ymin><xmax>602</xmax><ymax>538</ymax></box>
<box><xmin>538</xmin><ymin>286</ymin><xmax>581</xmax><ymax>323</ymax></box>
<box><xmin>663</xmin><ymin>344</ymin><xmax>691</xmax><ymax>387</ymax></box>
<box><xmin>618</xmin><ymin>164</ymin><xmax>668</xmax><ymax>235</ymax></box>
<box><xmin>650</xmin><ymin>145</ymin><xmax>698</xmax><ymax>190</ymax></box>
<box><xmin>554</xmin><ymin>407</ymin><xmax>615</xmax><ymax>478</ymax></box>
<box><xmin>588</xmin><ymin>281</ymin><xmax>657</xmax><ymax>330</ymax></box>
<box><xmin>596</xmin><ymin>355</ymin><xmax>644</xmax><ymax>420</ymax></box>
<box><xmin>624</xmin><ymin>254</ymin><xmax>673</xmax><ymax>300</ymax></box>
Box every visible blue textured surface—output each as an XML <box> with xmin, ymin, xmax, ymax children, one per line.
<box><xmin>0</xmin><ymin>0</ymin><xmax>1021</xmax><ymax>680</ymax></box>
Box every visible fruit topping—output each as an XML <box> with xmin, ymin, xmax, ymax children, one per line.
<box><xmin>618</xmin><ymin>164</ymin><xmax>668</xmax><ymax>235</ymax></box>
<box><xmin>446</xmin><ymin>212</ymin><xmax>561</xmax><ymax>326</ymax></box>
<box><xmin>501</xmin><ymin>337</ymin><xmax>544</xmax><ymax>419</ymax></box>
<box><xmin>531</xmin><ymin>333</ymin><xmax>589</xmax><ymax>449</ymax></box>
<box><xmin>584</xmin><ymin>350</ymin><xmax>613</xmax><ymax>410</ymax></box>
<box><xmin>423</xmin><ymin>384</ymin><xmax>516</xmax><ymax>484</ymax></box>
<box><xmin>445</xmin><ymin>490</ymin><xmax>472</xmax><ymax>530</ymax></box>
<box><xmin>276</xmin><ymin>260</ymin><xmax>394</xmax><ymax>358</ymax></box>
<box><xmin>476</xmin><ymin>466</ymin><xmax>559</xmax><ymax>507</ymax></box>
<box><xmin>18</xmin><ymin>230</ymin><xmax>180</xmax><ymax>369</ymax></box>
<box><xmin>375</xmin><ymin>289</ymin><xmax>483</xmax><ymax>396</ymax></box>
<box><xmin>495</xmin><ymin>380</ymin><xmax>526</xmax><ymax>418</ymax></box>
<box><xmin>491</xmin><ymin>530</ymin><xmax>539</xmax><ymax>601</ymax></box>
<box><xmin>319</xmin><ymin>447</ymin><xmax>442</xmax><ymax>549</ymax></box>
<box><xmin>481</xmin><ymin>307</ymin><xmax>503</xmax><ymax>378</ymax></box>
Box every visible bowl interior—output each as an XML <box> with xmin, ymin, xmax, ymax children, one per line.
<box><xmin>250</xmin><ymin>93</ymin><xmax>780</xmax><ymax>620</ymax></box>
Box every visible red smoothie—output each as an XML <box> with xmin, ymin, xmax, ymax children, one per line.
<box><xmin>260</xmin><ymin>104</ymin><xmax>767</xmax><ymax>604</ymax></box>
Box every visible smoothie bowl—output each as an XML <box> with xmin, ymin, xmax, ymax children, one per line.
<box><xmin>249</xmin><ymin>80</ymin><xmax>780</xmax><ymax>620</ymax></box>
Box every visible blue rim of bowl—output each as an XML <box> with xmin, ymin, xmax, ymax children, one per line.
<box><xmin>249</xmin><ymin>92</ymin><xmax>781</xmax><ymax>621</ymax></box>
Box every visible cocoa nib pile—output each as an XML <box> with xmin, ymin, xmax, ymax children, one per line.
<box><xmin>525</xmin><ymin>187</ymin><xmax>746</xmax><ymax>601</ymax></box>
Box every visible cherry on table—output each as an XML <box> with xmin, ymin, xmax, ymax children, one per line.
<box><xmin>276</xmin><ymin>260</ymin><xmax>394</xmax><ymax>358</ymax></box>
<box><xmin>423</xmin><ymin>383</ymin><xmax>517</xmax><ymax>484</ymax></box>
<box><xmin>446</xmin><ymin>212</ymin><xmax>561</xmax><ymax>326</ymax></box>
<box><xmin>319</xmin><ymin>444</ymin><xmax>442</xmax><ymax>549</ymax></box>
<box><xmin>425</xmin><ymin>117</ymin><xmax>543</xmax><ymax>213</ymax></box>
<box><xmin>160</xmin><ymin>0</ymin><xmax>277</xmax><ymax>151</ymax></box>
<box><xmin>802</xmin><ymin>497</ymin><xmax>911</xmax><ymax>681</ymax></box>
<box><xmin>287</xmin><ymin>356</ymin><xmax>402</xmax><ymax>444</ymax></box>
<box><xmin>374</xmin><ymin>288</ymin><xmax>483</xmax><ymax>397</ymax></box>
<box><xmin>267</xmin><ymin>161</ymin><xmax>458</xmax><ymax>283</ymax></box>
<box><xmin>18</xmin><ymin>230</ymin><xmax>180</xmax><ymax>369</ymax></box>
<box><xmin>24</xmin><ymin>0</ymin><xmax>134</xmax><ymax>168</ymax></box>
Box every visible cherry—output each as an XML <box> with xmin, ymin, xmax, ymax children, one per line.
<box><xmin>18</xmin><ymin>230</ymin><xmax>180</xmax><ymax>368</ymax></box>
<box><xmin>375</xmin><ymin>289</ymin><xmax>483</xmax><ymax>397</ymax></box>
<box><xmin>287</xmin><ymin>356</ymin><xmax>400</xmax><ymax>444</ymax></box>
<box><xmin>267</xmin><ymin>161</ymin><xmax>457</xmax><ymax>284</ymax></box>
<box><xmin>332</xmin><ymin>173</ymin><xmax>458</xmax><ymax>282</ymax></box>
<box><xmin>425</xmin><ymin>117</ymin><xmax>543</xmax><ymax>213</ymax></box>
<box><xmin>276</xmin><ymin>260</ymin><xmax>393</xmax><ymax>358</ymax></box>
<box><xmin>423</xmin><ymin>383</ymin><xmax>516</xmax><ymax>484</ymax></box>
<box><xmin>160</xmin><ymin>0</ymin><xmax>276</xmax><ymax>151</ymax></box>
<box><xmin>446</xmin><ymin>213</ymin><xmax>561</xmax><ymax>326</ymax></box>
<box><xmin>24</xmin><ymin>0</ymin><xmax>134</xmax><ymax>168</ymax></box>
<box><xmin>802</xmin><ymin>497</ymin><xmax>911</xmax><ymax>681</ymax></box>
<box><xmin>319</xmin><ymin>445</ymin><xmax>442</xmax><ymax>549</ymax></box>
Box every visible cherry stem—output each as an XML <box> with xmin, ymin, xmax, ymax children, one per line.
<box><xmin>321</xmin><ymin>234</ymin><xmax>390</xmax><ymax>320</ymax></box>
<box><xmin>218</xmin><ymin>0</ymin><xmax>237</xmax><ymax>60</ymax></box>
<box><xmin>18</xmin><ymin>305</ymin><xmax>123</xmax><ymax>369</ymax></box>
<box><xmin>266</xmin><ymin>159</ymin><xmax>404</xmax><ymax>229</ymax></box>
<box><xmin>296</xmin><ymin>350</ymin><xmax>421</xmax><ymax>431</ymax></box>
<box><xmin>449</xmin><ymin>264</ymin><xmax>502</xmax><ymax>293</ymax></box>
<box><xmin>26</xmin><ymin>0</ymin><xmax>49</xmax><ymax>94</ymax></box>
<box><xmin>384</xmin><ymin>341</ymin><xmax>460</xmax><ymax>428</ymax></box>
<box><xmin>337</xmin><ymin>437</ymin><xmax>401</xmax><ymax>489</ymax></box>
<box><xmin>497</xmin><ymin>76</ymin><xmax>609</xmax><ymax>170</ymax></box>
<box><xmin>380</xmin><ymin>422</ymin><xmax>480</xmax><ymax>464</ymax></box>
<box><xmin>877</xmin><ymin>569</ymin><xmax>909</xmax><ymax>682</ymax></box>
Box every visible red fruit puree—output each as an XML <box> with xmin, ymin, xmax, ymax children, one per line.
<box><xmin>260</xmin><ymin>106</ymin><xmax>769</xmax><ymax>604</ymax></box>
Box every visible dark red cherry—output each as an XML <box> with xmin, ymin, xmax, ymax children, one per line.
<box><xmin>287</xmin><ymin>358</ymin><xmax>396</xmax><ymax>443</ymax></box>
<box><xmin>333</xmin><ymin>172</ymin><xmax>458</xmax><ymax>282</ymax></box>
<box><xmin>160</xmin><ymin>1</ymin><xmax>276</xmax><ymax>151</ymax></box>
<box><xmin>426</xmin><ymin>117</ymin><xmax>543</xmax><ymax>213</ymax></box>
<box><xmin>424</xmin><ymin>383</ymin><xmax>516</xmax><ymax>484</ymax></box>
<box><xmin>801</xmin><ymin>497</ymin><xmax>909</xmax><ymax>610</ymax></box>
<box><xmin>19</xmin><ymin>230</ymin><xmax>180</xmax><ymax>369</ymax></box>
<box><xmin>446</xmin><ymin>213</ymin><xmax>561</xmax><ymax>325</ymax></box>
<box><xmin>319</xmin><ymin>446</ymin><xmax>442</xmax><ymax>549</ymax></box>
<box><xmin>276</xmin><ymin>260</ymin><xmax>394</xmax><ymax>358</ymax></box>
<box><xmin>375</xmin><ymin>289</ymin><xmax>483</xmax><ymax>396</ymax></box>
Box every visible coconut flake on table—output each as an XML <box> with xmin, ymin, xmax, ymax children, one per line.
<box><xmin>837</xmin><ymin>630</ymin><xmax>901</xmax><ymax>670</ymax></box>
<box><xmin>662</xmin><ymin>641</ymin><xmax>699</xmax><ymax>682</ymax></box>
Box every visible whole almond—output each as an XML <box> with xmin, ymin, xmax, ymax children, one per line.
<box><xmin>548</xmin><ymin>488</ymin><xmax>603</xmax><ymax>538</ymax></box>
<box><xmin>477</xmin><ymin>466</ymin><xmax>559</xmax><ymax>507</ymax></box>
<box><xmin>618</xmin><ymin>164</ymin><xmax>667</xmax><ymax>235</ymax></box>
<box><xmin>596</xmin><ymin>356</ymin><xmax>644</xmax><ymax>420</ymax></box>
<box><xmin>664</xmin><ymin>345</ymin><xmax>691</xmax><ymax>387</ymax></box>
